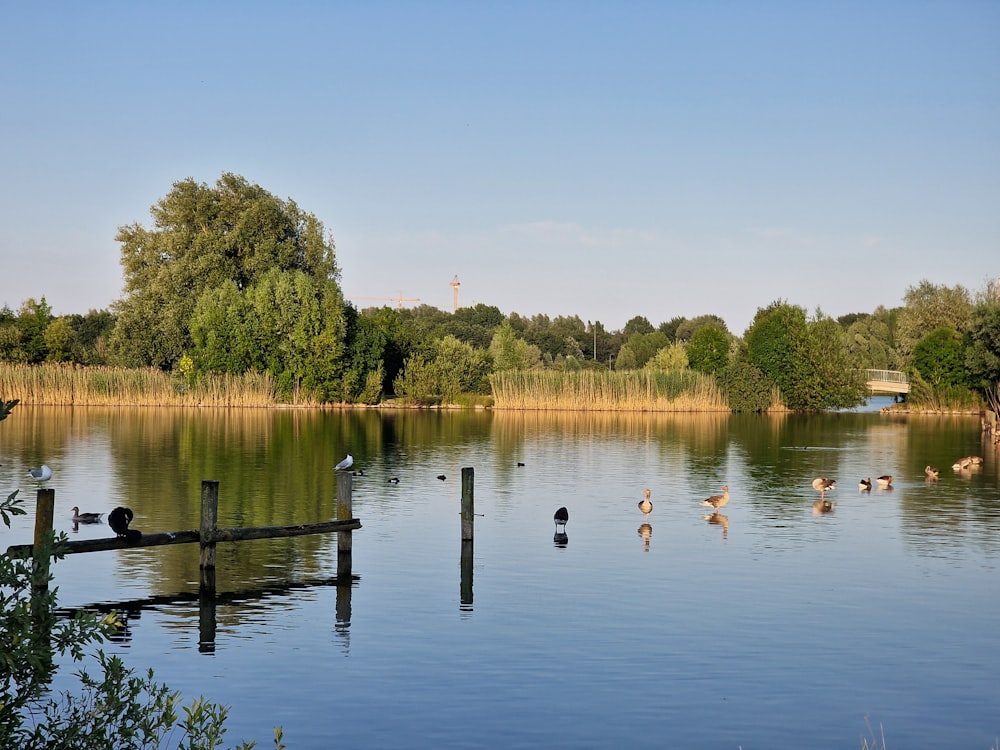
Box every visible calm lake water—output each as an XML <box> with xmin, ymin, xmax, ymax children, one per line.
<box><xmin>3</xmin><ymin>403</ymin><xmax>999</xmax><ymax>749</ymax></box>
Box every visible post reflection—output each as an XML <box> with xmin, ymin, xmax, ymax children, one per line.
<box><xmin>553</xmin><ymin>530</ymin><xmax>569</xmax><ymax>548</ymax></box>
<box><xmin>460</xmin><ymin>539</ymin><xmax>474</xmax><ymax>611</ymax></box>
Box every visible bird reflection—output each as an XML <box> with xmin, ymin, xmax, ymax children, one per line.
<box><xmin>812</xmin><ymin>499</ymin><xmax>835</xmax><ymax>514</ymax></box>
<box><xmin>553</xmin><ymin>506</ymin><xmax>569</xmax><ymax>547</ymax></box>
<box><xmin>703</xmin><ymin>512</ymin><xmax>729</xmax><ymax>539</ymax></box>
<box><xmin>637</xmin><ymin>523</ymin><xmax>652</xmax><ymax>552</ymax></box>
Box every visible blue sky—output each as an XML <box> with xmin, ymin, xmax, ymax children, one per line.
<box><xmin>1</xmin><ymin>1</ymin><xmax>997</xmax><ymax>335</ymax></box>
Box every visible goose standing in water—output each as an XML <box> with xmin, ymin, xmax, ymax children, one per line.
<box><xmin>553</xmin><ymin>506</ymin><xmax>569</xmax><ymax>532</ymax></box>
<box><xmin>70</xmin><ymin>506</ymin><xmax>103</xmax><ymax>523</ymax></box>
<box><xmin>859</xmin><ymin>478</ymin><xmax>872</xmax><ymax>492</ymax></box>
<box><xmin>812</xmin><ymin>478</ymin><xmax>836</xmax><ymax>497</ymax></box>
<box><xmin>702</xmin><ymin>485</ymin><xmax>730</xmax><ymax>512</ymax></box>
<box><xmin>638</xmin><ymin>489</ymin><xmax>653</xmax><ymax>521</ymax></box>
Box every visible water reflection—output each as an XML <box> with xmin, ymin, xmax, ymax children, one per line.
<box><xmin>637</xmin><ymin>522</ymin><xmax>652</xmax><ymax>551</ymax></box>
<box><xmin>812</xmin><ymin>499</ymin><xmax>836</xmax><ymax>514</ymax></box>
<box><xmin>703</xmin><ymin>512</ymin><xmax>729</xmax><ymax>539</ymax></box>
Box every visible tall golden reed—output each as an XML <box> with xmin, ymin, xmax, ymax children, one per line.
<box><xmin>0</xmin><ymin>363</ymin><xmax>312</xmax><ymax>407</ymax></box>
<box><xmin>489</xmin><ymin>369</ymin><xmax>730</xmax><ymax>411</ymax></box>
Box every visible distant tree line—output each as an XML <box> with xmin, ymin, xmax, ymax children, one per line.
<box><xmin>2</xmin><ymin>173</ymin><xmax>999</xmax><ymax>412</ymax></box>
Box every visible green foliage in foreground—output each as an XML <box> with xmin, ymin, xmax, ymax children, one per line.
<box><xmin>0</xmin><ymin>492</ymin><xmax>281</xmax><ymax>749</ymax></box>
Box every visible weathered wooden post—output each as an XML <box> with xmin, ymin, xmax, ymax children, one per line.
<box><xmin>336</xmin><ymin>471</ymin><xmax>353</xmax><ymax>579</ymax></box>
<box><xmin>460</xmin><ymin>467</ymin><xmax>474</xmax><ymax>609</ymax></box>
<box><xmin>199</xmin><ymin>480</ymin><xmax>219</xmax><ymax>604</ymax></box>
<box><xmin>31</xmin><ymin>488</ymin><xmax>55</xmax><ymax>617</ymax></box>
<box><xmin>461</xmin><ymin>467</ymin><xmax>474</xmax><ymax>542</ymax></box>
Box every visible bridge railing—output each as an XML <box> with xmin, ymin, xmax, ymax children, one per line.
<box><xmin>864</xmin><ymin>369</ymin><xmax>908</xmax><ymax>384</ymax></box>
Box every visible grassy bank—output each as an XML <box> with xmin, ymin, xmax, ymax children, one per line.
<box><xmin>489</xmin><ymin>369</ymin><xmax>730</xmax><ymax>411</ymax></box>
<box><xmin>0</xmin><ymin>363</ymin><xmax>302</xmax><ymax>407</ymax></box>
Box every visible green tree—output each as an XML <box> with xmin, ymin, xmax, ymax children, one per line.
<box><xmin>912</xmin><ymin>327</ymin><xmax>968</xmax><ymax>388</ymax></box>
<box><xmin>675</xmin><ymin>314</ymin><xmax>729</xmax><ymax>342</ymax></box>
<box><xmin>43</xmin><ymin>317</ymin><xmax>75</xmax><ymax>362</ymax></box>
<box><xmin>685</xmin><ymin>325</ymin><xmax>729</xmax><ymax>374</ymax></box>
<box><xmin>844</xmin><ymin>306</ymin><xmax>899</xmax><ymax>370</ymax></box>
<box><xmin>111</xmin><ymin>172</ymin><xmax>340</xmax><ymax>371</ymax></box>
<box><xmin>489</xmin><ymin>321</ymin><xmax>542</xmax><ymax>371</ymax></box>
<box><xmin>896</xmin><ymin>280</ymin><xmax>973</xmax><ymax>362</ymax></box>
<box><xmin>615</xmin><ymin>331</ymin><xmax>670</xmax><ymax>370</ymax></box>
<box><xmin>645</xmin><ymin>343</ymin><xmax>688</xmax><ymax>372</ymax></box>
<box><xmin>622</xmin><ymin>315</ymin><xmax>655</xmax><ymax>335</ymax></box>
<box><xmin>965</xmin><ymin>287</ymin><xmax>1000</xmax><ymax>412</ymax></box>
<box><xmin>16</xmin><ymin>297</ymin><xmax>52</xmax><ymax>364</ymax></box>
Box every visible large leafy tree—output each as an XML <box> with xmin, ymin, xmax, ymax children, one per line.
<box><xmin>896</xmin><ymin>280</ymin><xmax>973</xmax><ymax>362</ymax></box>
<box><xmin>744</xmin><ymin>301</ymin><xmax>865</xmax><ymax>410</ymax></box>
<box><xmin>965</xmin><ymin>284</ymin><xmax>1000</xmax><ymax>413</ymax></box>
<box><xmin>111</xmin><ymin>173</ymin><xmax>341</xmax><ymax>371</ymax></box>
<box><xmin>912</xmin><ymin>327</ymin><xmax>968</xmax><ymax>388</ymax></box>
<box><xmin>685</xmin><ymin>325</ymin><xmax>730</xmax><ymax>374</ymax></box>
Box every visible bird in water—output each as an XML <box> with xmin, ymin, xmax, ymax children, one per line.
<box><xmin>108</xmin><ymin>506</ymin><xmax>142</xmax><ymax>542</ymax></box>
<box><xmin>553</xmin><ymin>506</ymin><xmax>569</xmax><ymax>532</ymax></box>
<box><xmin>352</xmin><ymin>469</ymin><xmax>365</xmax><ymax>477</ymax></box>
<box><xmin>812</xmin><ymin>478</ymin><xmax>836</xmax><ymax>497</ymax></box>
<box><xmin>333</xmin><ymin>453</ymin><xmax>354</xmax><ymax>472</ymax></box>
<box><xmin>70</xmin><ymin>506</ymin><xmax>103</xmax><ymax>523</ymax></box>
<box><xmin>638</xmin><ymin>489</ymin><xmax>653</xmax><ymax>521</ymax></box>
<box><xmin>437</xmin><ymin>474</ymin><xmax>447</xmax><ymax>481</ymax></box>
<box><xmin>28</xmin><ymin>464</ymin><xmax>52</xmax><ymax>482</ymax></box>
<box><xmin>702</xmin><ymin>485</ymin><xmax>730</xmax><ymax>512</ymax></box>
<box><xmin>924</xmin><ymin>465</ymin><xmax>939</xmax><ymax>480</ymax></box>
<box><xmin>388</xmin><ymin>477</ymin><xmax>400</xmax><ymax>484</ymax></box>
<box><xmin>859</xmin><ymin>477</ymin><xmax>872</xmax><ymax>492</ymax></box>
<box><xmin>876</xmin><ymin>475</ymin><xmax>893</xmax><ymax>488</ymax></box>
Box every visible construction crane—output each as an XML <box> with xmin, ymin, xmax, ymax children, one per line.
<box><xmin>348</xmin><ymin>292</ymin><xmax>421</xmax><ymax>310</ymax></box>
<box><xmin>450</xmin><ymin>275</ymin><xmax>461</xmax><ymax>312</ymax></box>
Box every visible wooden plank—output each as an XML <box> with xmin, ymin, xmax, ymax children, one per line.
<box><xmin>6</xmin><ymin>519</ymin><xmax>361</xmax><ymax>559</ymax></box>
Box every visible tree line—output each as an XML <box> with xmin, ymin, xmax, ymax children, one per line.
<box><xmin>2</xmin><ymin>173</ymin><xmax>999</xmax><ymax>412</ymax></box>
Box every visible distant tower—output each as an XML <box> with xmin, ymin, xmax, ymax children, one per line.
<box><xmin>450</xmin><ymin>275</ymin><xmax>461</xmax><ymax>312</ymax></box>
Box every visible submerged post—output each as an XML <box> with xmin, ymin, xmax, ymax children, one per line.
<box><xmin>336</xmin><ymin>471</ymin><xmax>353</xmax><ymax>579</ymax></box>
<box><xmin>461</xmin><ymin>467</ymin><xmax>474</xmax><ymax>541</ymax></box>
<box><xmin>200</xmin><ymin>481</ymin><xmax>219</xmax><ymax>571</ymax></box>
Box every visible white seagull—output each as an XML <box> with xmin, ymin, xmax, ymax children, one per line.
<box><xmin>28</xmin><ymin>464</ymin><xmax>52</xmax><ymax>482</ymax></box>
<box><xmin>333</xmin><ymin>454</ymin><xmax>354</xmax><ymax>472</ymax></box>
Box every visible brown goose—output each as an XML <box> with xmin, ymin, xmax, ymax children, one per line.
<box><xmin>924</xmin><ymin>465</ymin><xmax>939</xmax><ymax>479</ymax></box>
<box><xmin>859</xmin><ymin>477</ymin><xmax>872</xmax><ymax>492</ymax></box>
<box><xmin>876</xmin><ymin>475</ymin><xmax>893</xmax><ymax>488</ymax></box>
<box><xmin>702</xmin><ymin>485</ymin><xmax>730</xmax><ymax>511</ymax></box>
<box><xmin>638</xmin><ymin>489</ymin><xmax>653</xmax><ymax>521</ymax></box>
<box><xmin>812</xmin><ymin>478</ymin><xmax>836</xmax><ymax>497</ymax></box>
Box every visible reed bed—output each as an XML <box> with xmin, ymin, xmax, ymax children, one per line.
<box><xmin>0</xmin><ymin>363</ymin><xmax>306</xmax><ymax>407</ymax></box>
<box><xmin>489</xmin><ymin>369</ymin><xmax>730</xmax><ymax>411</ymax></box>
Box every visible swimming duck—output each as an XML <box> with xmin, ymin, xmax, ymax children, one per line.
<box><xmin>70</xmin><ymin>506</ymin><xmax>103</xmax><ymax>523</ymax></box>
<box><xmin>638</xmin><ymin>489</ymin><xmax>653</xmax><ymax>521</ymax></box>
<box><xmin>876</xmin><ymin>475</ymin><xmax>893</xmax><ymax>488</ymax></box>
<box><xmin>858</xmin><ymin>477</ymin><xmax>872</xmax><ymax>492</ymax></box>
<box><xmin>388</xmin><ymin>477</ymin><xmax>400</xmax><ymax>484</ymax></box>
<box><xmin>702</xmin><ymin>485</ymin><xmax>730</xmax><ymax>511</ymax></box>
<box><xmin>812</xmin><ymin>478</ymin><xmax>836</xmax><ymax>496</ymax></box>
<box><xmin>952</xmin><ymin>457</ymin><xmax>972</xmax><ymax>470</ymax></box>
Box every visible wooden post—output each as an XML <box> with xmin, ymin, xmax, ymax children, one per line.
<box><xmin>200</xmin><ymin>480</ymin><xmax>219</xmax><ymax>570</ymax></box>
<box><xmin>336</xmin><ymin>471</ymin><xmax>353</xmax><ymax>579</ymax></box>
<box><xmin>461</xmin><ymin>467</ymin><xmax>474</xmax><ymax>541</ymax></box>
<box><xmin>31</xmin><ymin>488</ymin><xmax>55</xmax><ymax>614</ymax></box>
<box><xmin>460</xmin><ymin>467</ymin><xmax>474</xmax><ymax>610</ymax></box>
